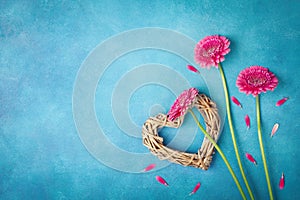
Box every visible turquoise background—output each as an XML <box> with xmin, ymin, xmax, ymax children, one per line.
<box><xmin>1</xmin><ymin>0</ymin><xmax>299</xmax><ymax>199</ymax></box>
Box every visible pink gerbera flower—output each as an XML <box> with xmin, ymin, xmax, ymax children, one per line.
<box><xmin>237</xmin><ymin>66</ymin><xmax>278</xmax><ymax>199</ymax></box>
<box><xmin>236</xmin><ymin>66</ymin><xmax>278</xmax><ymax>97</ymax></box>
<box><xmin>167</xmin><ymin>88</ymin><xmax>199</xmax><ymax>121</ymax></box>
<box><xmin>194</xmin><ymin>35</ymin><xmax>230</xmax><ymax>68</ymax></box>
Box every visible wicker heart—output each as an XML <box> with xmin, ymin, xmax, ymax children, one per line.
<box><xmin>142</xmin><ymin>93</ymin><xmax>221</xmax><ymax>170</ymax></box>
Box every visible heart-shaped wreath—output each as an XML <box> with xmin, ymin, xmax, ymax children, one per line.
<box><xmin>142</xmin><ymin>93</ymin><xmax>221</xmax><ymax>170</ymax></box>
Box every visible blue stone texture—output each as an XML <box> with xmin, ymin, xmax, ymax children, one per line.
<box><xmin>0</xmin><ymin>1</ymin><xmax>299</xmax><ymax>199</ymax></box>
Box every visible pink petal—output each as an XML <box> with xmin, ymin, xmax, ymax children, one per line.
<box><xmin>276</xmin><ymin>97</ymin><xmax>288</xmax><ymax>106</ymax></box>
<box><xmin>245</xmin><ymin>153</ymin><xmax>257</xmax><ymax>165</ymax></box>
<box><xmin>156</xmin><ymin>176</ymin><xmax>169</xmax><ymax>186</ymax></box>
<box><xmin>189</xmin><ymin>182</ymin><xmax>201</xmax><ymax>195</ymax></box>
<box><xmin>245</xmin><ymin>115</ymin><xmax>250</xmax><ymax>129</ymax></box>
<box><xmin>271</xmin><ymin>123</ymin><xmax>279</xmax><ymax>137</ymax></box>
<box><xmin>231</xmin><ymin>96</ymin><xmax>242</xmax><ymax>108</ymax></box>
<box><xmin>142</xmin><ymin>164</ymin><xmax>156</xmax><ymax>172</ymax></box>
<box><xmin>279</xmin><ymin>172</ymin><xmax>285</xmax><ymax>190</ymax></box>
<box><xmin>187</xmin><ymin>65</ymin><xmax>200</xmax><ymax>73</ymax></box>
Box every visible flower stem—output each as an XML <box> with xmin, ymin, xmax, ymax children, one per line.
<box><xmin>188</xmin><ymin>110</ymin><xmax>247</xmax><ymax>200</ymax></box>
<box><xmin>256</xmin><ymin>95</ymin><xmax>274</xmax><ymax>200</ymax></box>
<box><xmin>218</xmin><ymin>63</ymin><xmax>254</xmax><ymax>200</ymax></box>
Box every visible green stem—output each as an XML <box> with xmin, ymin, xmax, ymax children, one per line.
<box><xmin>189</xmin><ymin>110</ymin><xmax>247</xmax><ymax>200</ymax></box>
<box><xmin>218</xmin><ymin>63</ymin><xmax>254</xmax><ymax>200</ymax></box>
<box><xmin>256</xmin><ymin>95</ymin><xmax>274</xmax><ymax>200</ymax></box>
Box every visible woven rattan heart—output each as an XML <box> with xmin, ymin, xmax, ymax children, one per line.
<box><xmin>142</xmin><ymin>93</ymin><xmax>221</xmax><ymax>170</ymax></box>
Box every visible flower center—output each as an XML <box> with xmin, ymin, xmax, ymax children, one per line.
<box><xmin>207</xmin><ymin>46</ymin><xmax>217</xmax><ymax>54</ymax></box>
<box><xmin>247</xmin><ymin>75</ymin><xmax>267</xmax><ymax>87</ymax></box>
<box><xmin>201</xmin><ymin>38</ymin><xmax>223</xmax><ymax>58</ymax></box>
<box><xmin>201</xmin><ymin>46</ymin><xmax>217</xmax><ymax>59</ymax></box>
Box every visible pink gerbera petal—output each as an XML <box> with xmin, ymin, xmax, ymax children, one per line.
<box><xmin>231</xmin><ymin>96</ymin><xmax>242</xmax><ymax>108</ymax></box>
<box><xmin>189</xmin><ymin>182</ymin><xmax>201</xmax><ymax>195</ymax></box>
<box><xmin>194</xmin><ymin>35</ymin><xmax>230</xmax><ymax>68</ymax></box>
<box><xmin>276</xmin><ymin>97</ymin><xmax>288</xmax><ymax>106</ymax></box>
<box><xmin>245</xmin><ymin>115</ymin><xmax>250</xmax><ymax>129</ymax></box>
<box><xmin>156</xmin><ymin>176</ymin><xmax>169</xmax><ymax>186</ymax></box>
<box><xmin>142</xmin><ymin>164</ymin><xmax>156</xmax><ymax>172</ymax></box>
<box><xmin>167</xmin><ymin>88</ymin><xmax>199</xmax><ymax>121</ymax></box>
<box><xmin>187</xmin><ymin>65</ymin><xmax>200</xmax><ymax>73</ymax></box>
<box><xmin>236</xmin><ymin>66</ymin><xmax>278</xmax><ymax>97</ymax></box>
<box><xmin>270</xmin><ymin>123</ymin><xmax>279</xmax><ymax>137</ymax></box>
<box><xmin>279</xmin><ymin>172</ymin><xmax>285</xmax><ymax>190</ymax></box>
<box><xmin>245</xmin><ymin>153</ymin><xmax>257</xmax><ymax>165</ymax></box>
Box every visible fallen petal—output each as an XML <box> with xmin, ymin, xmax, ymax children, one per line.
<box><xmin>279</xmin><ymin>172</ymin><xmax>285</xmax><ymax>190</ymax></box>
<box><xmin>271</xmin><ymin>123</ymin><xmax>279</xmax><ymax>137</ymax></box>
<box><xmin>245</xmin><ymin>153</ymin><xmax>257</xmax><ymax>165</ymax></box>
<box><xmin>156</xmin><ymin>176</ymin><xmax>169</xmax><ymax>186</ymax></box>
<box><xmin>276</xmin><ymin>97</ymin><xmax>288</xmax><ymax>106</ymax></box>
<box><xmin>189</xmin><ymin>182</ymin><xmax>201</xmax><ymax>195</ymax></box>
<box><xmin>142</xmin><ymin>164</ymin><xmax>156</xmax><ymax>172</ymax></box>
<box><xmin>231</xmin><ymin>96</ymin><xmax>242</xmax><ymax>108</ymax></box>
<box><xmin>245</xmin><ymin>115</ymin><xmax>250</xmax><ymax>129</ymax></box>
<box><xmin>187</xmin><ymin>65</ymin><xmax>200</xmax><ymax>73</ymax></box>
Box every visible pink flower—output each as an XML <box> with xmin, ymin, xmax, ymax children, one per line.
<box><xmin>236</xmin><ymin>66</ymin><xmax>278</xmax><ymax>97</ymax></box>
<box><xmin>194</xmin><ymin>35</ymin><xmax>230</xmax><ymax>68</ymax></box>
<box><xmin>167</xmin><ymin>88</ymin><xmax>199</xmax><ymax>121</ymax></box>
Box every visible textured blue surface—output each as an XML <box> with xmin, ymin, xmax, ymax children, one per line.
<box><xmin>1</xmin><ymin>1</ymin><xmax>300</xmax><ymax>200</ymax></box>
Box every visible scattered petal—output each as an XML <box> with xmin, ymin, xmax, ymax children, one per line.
<box><xmin>189</xmin><ymin>182</ymin><xmax>201</xmax><ymax>195</ymax></box>
<box><xmin>245</xmin><ymin>115</ymin><xmax>250</xmax><ymax>129</ymax></box>
<box><xmin>279</xmin><ymin>172</ymin><xmax>285</xmax><ymax>190</ymax></box>
<box><xmin>276</xmin><ymin>97</ymin><xmax>288</xmax><ymax>106</ymax></box>
<box><xmin>156</xmin><ymin>176</ymin><xmax>169</xmax><ymax>186</ymax></box>
<box><xmin>245</xmin><ymin>153</ymin><xmax>257</xmax><ymax>165</ymax></box>
<box><xmin>231</xmin><ymin>96</ymin><xmax>242</xmax><ymax>108</ymax></box>
<box><xmin>271</xmin><ymin>123</ymin><xmax>279</xmax><ymax>137</ymax></box>
<box><xmin>142</xmin><ymin>164</ymin><xmax>156</xmax><ymax>172</ymax></box>
<box><xmin>187</xmin><ymin>65</ymin><xmax>200</xmax><ymax>73</ymax></box>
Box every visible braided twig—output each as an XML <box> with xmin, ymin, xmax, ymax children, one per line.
<box><xmin>142</xmin><ymin>94</ymin><xmax>221</xmax><ymax>170</ymax></box>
